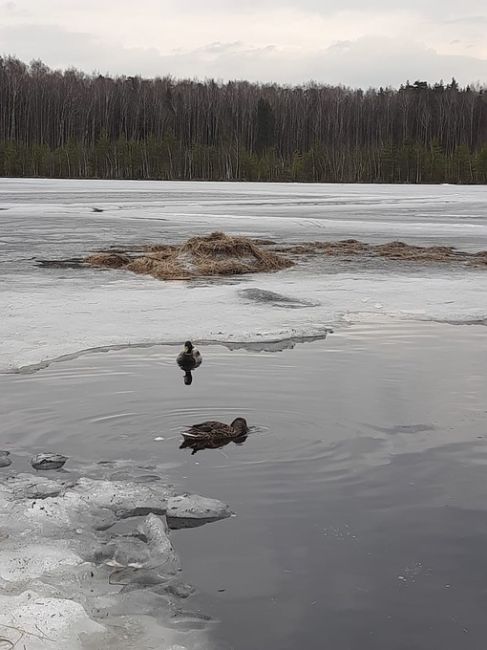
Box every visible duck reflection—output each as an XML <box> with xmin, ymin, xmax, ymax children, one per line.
<box><xmin>179</xmin><ymin>433</ymin><xmax>248</xmax><ymax>455</ymax></box>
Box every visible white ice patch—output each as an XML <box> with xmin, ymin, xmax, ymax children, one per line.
<box><xmin>0</xmin><ymin>545</ymin><xmax>82</xmax><ymax>583</ymax></box>
<box><xmin>0</xmin><ymin>591</ymin><xmax>105</xmax><ymax>650</ymax></box>
<box><xmin>1</xmin><ymin>268</ymin><xmax>486</xmax><ymax>372</ymax></box>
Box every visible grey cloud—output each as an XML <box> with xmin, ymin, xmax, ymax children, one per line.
<box><xmin>439</xmin><ymin>14</ymin><xmax>487</xmax><ymax>24</ymax></box>
<box><xmin>1</xmin><ymin>24</ymin><xmax>486</xmax><ymax>88</ymax></box>
<box><xmin>185</xmin><ymin>37</ymin><xmax>487</xmax><ymax>88</ymax></box>
<box><xmin>0</xmin><ymin>24</ymin><xmax>164</xmax><ymax>75</ymax></box>
<box><xmin>174</xmin><ymin>0</ymin><xmax>485</xmax><ymax>15</ymax></box>
<box><xmin>304</xmin><ymin>37</ymin><xmax>487</xmax><ymax>87</ymax></box>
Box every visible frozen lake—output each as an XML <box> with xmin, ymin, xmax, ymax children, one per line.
<box><xmin>1</xmin><ymin>179</ymin><xmax>487</xmax><ymax>649</ymax></box>
<box><xmin>1</xmin><ymin>179</ymin><xmax>487</xmax><ymax>372</ymax></box>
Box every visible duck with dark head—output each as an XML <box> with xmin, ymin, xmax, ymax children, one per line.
<box><xmin>176</xmin><ymin>341</ymin><xmax>202</xmax><ymax>385</ymax></box>
<box><xmin>182</xmin><ymin>417</ymin><xmax>248</xmax><ymax>441</ymax></box>
<box><xmin>179</xmin><ymin>417</ymin><xmax>249</xmax><ymax>454</ymax></box>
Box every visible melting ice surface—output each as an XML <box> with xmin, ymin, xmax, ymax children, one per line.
<box><xmin>1</xmin><ymin>178</ymin><xmax>487</xmax><ymax>372</ymax></box>
<box><xmin>2</xmin><ymin>179</ymin><xmax>487</xmax><ymax>650</ymax></box>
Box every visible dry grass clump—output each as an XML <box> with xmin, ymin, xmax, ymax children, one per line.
<box><xmin>125</xmin><ymin>257</ymin><xmax>159</xmax><ymax>275</ymax></box>
<box><xmin>329</xmin><ymin>239</ymin><xmax>369</xmax><ymax>254</ymax></box>
<box><xmin>274</xmin><ymin>239</ymin><xmax>368</xmax><ymax>255</ymax></box>
<box><xmin>251</xmin><ymin>238</ymin><xmax>277</xmax><ymax>246</ymax></box>
<box><xmin>183</xmin><ymin>232</ymin><xmax>293</xmax><ymax>274</ymax></box>
<box><xmin>471</xmin><ymin>251</ymin><xmax>487</xmax><ymax>266</ymax></box>
<box><xmin>83</xmin><ymin>232</ymin><xmax>487</xmax><ymax>279</ymax></box>
<box><xmin>143</xmin><ymin>243</ymin><xmax>178</xmax><ymax>255</ymax></box>
<box><xmin>146</xmin><ymin>250</ymin><xmax>178</xmax><ymax>261</ymax></box>
<box><xmin>273</xmin><ymin>238</ymin><xmax>487</xmax><ymax>266</ymax></box>
<box><xmin>374</xmin><ymin>242</ymin><xmax>456</xmax><ymax>261</ymax></box>
<box><xmin>272</xmin><ymin>243</ymin><xmax>318</xmax><ymax>254</ymax></box>
<box><xmin>197</xmin><ymin>259</ymin><xmax>254</xmax><ymax>275</ymax></box>
<box><xmin>126</xmin><ymin>256</ymin><xmax>191</xmax><ymax>279</ymax></box>
<box><xmin>85</xmin><ymin>252</ymin><xmax>131</xmax><ymax>268</ymax></box>
<box><xmin>183</xmin><ymin>232</ymin><xmax>278</xmax><ymax>261</ymax></box>
<box><xmin>85</xmin><ymin>232</ymin><xmax>293</xmax><ymax>281</ymax></box>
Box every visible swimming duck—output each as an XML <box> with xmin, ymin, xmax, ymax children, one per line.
<box><xmin>181</xmin><ymin>417</ymin><xmax>248</xmax><ymax>442</ymax></box>
<box><xmin>177</xmin><ymin>341</ymin><xmax>202</xmax><ymax>384</ymax></box>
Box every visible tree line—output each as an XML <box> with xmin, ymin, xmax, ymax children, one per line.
<box><xmin>1</xmin><ymin>56</ymin><xmax>487</xmax><ymax>183</ymax></box>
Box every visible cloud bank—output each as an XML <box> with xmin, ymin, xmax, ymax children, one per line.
<box><xmin>1</xmin><ymin>1</ymin><xmax>486</xmax><ymax>87</ymax></box>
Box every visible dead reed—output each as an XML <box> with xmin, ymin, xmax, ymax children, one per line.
<box><xmin>85</xmin><ymin>232</ymin><xmax>293</xmax><ymax>280</ymax></box>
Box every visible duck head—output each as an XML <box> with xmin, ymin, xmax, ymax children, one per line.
<box><xmin>184</xmin><ymin>340</ymin><xmax>194</xmax><ymax>353</ymax></box>
<box><xmin>231</xmin><ymin>417</ymin><xmax>248</xmax><ymax>434</ymax></box>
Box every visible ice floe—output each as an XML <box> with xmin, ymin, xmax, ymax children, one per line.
<box><xmin>0</xmin><ymin>461</ymin><xmax>231</xmax><ymax>649</ymax></box>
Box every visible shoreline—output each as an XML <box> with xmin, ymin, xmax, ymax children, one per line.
<box><xmin>0</xmin><ymin>460</ymin><xmax>230</xmax><ymax>650</ymax></box>
<box><xmin>2</xmin><ymin>314</ymin><xmax>486</xmax><ymax>376</ymax></box>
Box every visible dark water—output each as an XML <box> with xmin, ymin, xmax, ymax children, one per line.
<box><xmin>1</xmin><ymin>322</ymin><xmax>487</xmax><ymax>649</ymax></box>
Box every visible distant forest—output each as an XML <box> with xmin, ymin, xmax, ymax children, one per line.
<box><xmin>1</xmin><ymin>56</ymin><xmax>487</xmax><ymax>183</ymax></box>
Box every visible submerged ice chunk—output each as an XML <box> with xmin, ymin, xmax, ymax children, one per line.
<box><xmin>0</xmin><ymin>451</ymin><xmax>11</xmax><ymax>468</ymax></box>
<box><xmin>239</xmin><ymin>287</ymin><xmax>319</xmax><ymax>308</ymax></box>
<box><xmin>166</xmin><ymin>494</ymin><xmax>233</xmax><ymax>521</ymax></box>
<box><xmin>31</xmin><ymin>452</ymin><xmax>68</xmax><ymax>470</ymax></box>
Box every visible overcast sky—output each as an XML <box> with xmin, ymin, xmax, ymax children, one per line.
<box><xmin>1</xmin><ymin>0</ymin><xmax>486</xmax><ymax>87</ymax></box>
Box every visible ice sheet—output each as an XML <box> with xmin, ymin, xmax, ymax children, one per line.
<box><xmin>1</xmin><ymin>179</ymin><xmax>487</xmax><ymax>372</ymax></box>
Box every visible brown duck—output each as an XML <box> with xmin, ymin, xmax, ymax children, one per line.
<box><xmin>181</xmin><ymin>417</ymin><xmax>248</xmax><ymax>442</ymax></box>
